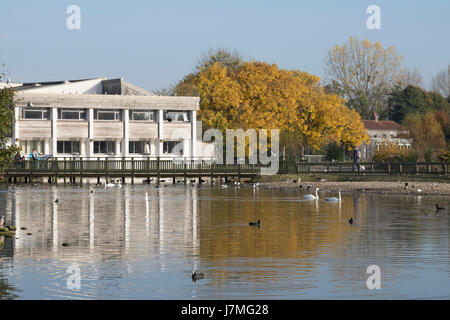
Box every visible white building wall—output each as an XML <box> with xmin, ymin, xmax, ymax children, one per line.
<box><xmin>12</xmin><ymin>82</ymin><xmax>202</xmax><ymax>160</ymax></box>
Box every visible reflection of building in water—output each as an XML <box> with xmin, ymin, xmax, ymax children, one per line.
<box><xmin>4</xmin><ymin>186</ymin><xmax>201</xmax><ymax>269</ymax></box>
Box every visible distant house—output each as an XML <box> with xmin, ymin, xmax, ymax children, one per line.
<box><xmin>359</xmin><ymin>114</ymin><xmax>412</xmax><ymax>160</ymax></box>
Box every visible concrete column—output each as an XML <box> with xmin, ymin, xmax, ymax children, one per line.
<box><xmin>115</xmin><ymin>139</ymin><xmax>121</xmax><ymax>156</ymax></box>
<box><xmin>123</xmin><ymin>109</ymin><xmax>129</xmax><ymax>158</ymax></box>
<box><xmin>51</xmin><ymin>108</ymin><xmax>58</xmax><ymax>156</ymax></box>
<box><xmin>12</xmin><ymin>107</ymin><xmax>20</xmax><ymax>145</ymax></box>
<box><xmin>183</xmin><ymin>139</ymin><xmax>190</xmax><ymax>157</ymax></box>
<box><xmin>157</xmin><ymin>110</ymin><xmax>164</xmax><ymax>156</ymax></box>
<box><xmin>80</xmin><ymin>139</ymin><xmax>86</xmax><ymax>156</ymax></box>
<box><xmin>44</xmin><ymin>139</ymin><xmax>50</xmax><ymax>155</ymax></box>
<box><xmin>88</xmin><ymin>108</ymin><xmax>94</xmax><ymax>158</ymax></box>
<box><xmin>191</xmin><ymin>111</ymin><xmax>197</xmax><ymax>158</ymax></box>
<box><xmin>150</xmin><ymin>139</ymin><xmax>157</xmax><ymax>156</ymax></box>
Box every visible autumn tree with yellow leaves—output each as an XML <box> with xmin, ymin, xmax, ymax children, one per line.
<box><xmin>170</xmin><ymin>50</ymin><xmax>369</xmax><ymax>156</ymax></box>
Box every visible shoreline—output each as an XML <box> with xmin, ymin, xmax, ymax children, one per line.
<box><xmin>256</xmin><ymin>181</ymin><xmax>450</xmax><ymax>196</ymax></box>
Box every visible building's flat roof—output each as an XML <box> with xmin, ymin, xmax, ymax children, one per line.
<box><xmin>14</xmin><ymin>92</ymin><xmax>200</xmax><ymax>111</ymax></box>
<box><xmin>10</xmin><ymin>77</ymin><xmax>200</xmax><ymax>110</ymax></box>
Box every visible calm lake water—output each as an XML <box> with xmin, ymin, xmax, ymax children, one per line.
<box><xmin>0</xmin><ymin>183</ymin><xmax>449</xmax><ymax>300</ymax></box>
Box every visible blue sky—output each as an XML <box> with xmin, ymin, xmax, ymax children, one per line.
<box><xmin>1</xmin><ymin>0</ymin><xmax>449</xmax><ymax>92</ymax></box>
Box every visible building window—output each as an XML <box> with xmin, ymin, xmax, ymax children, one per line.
<box><xmin>94</xmin><ymin>109</ymin><xmax>121</xmax><ymax>121</ymax></box>
<box><xmin>129</xmin><ymin>110</ymin><xmax>155</xmax><ymax>121</ymax></box>
<box><xmin>21</xmin><ymin>108</ymin><xmax>49</xmax><ymax>120</ymax></box>
<box><xmin>58</xmin><ymin>108</ymin><xmax>86</xmax><ymax>120</ymax></box>
<box><xmin>19</xmin><ymin>140</ymin><xmax>45</xmax><ymax>154</ymax></box>
<box><xmin>129</xmin><ymin>141</ymin><xmax>151</xmax><ymax>154</ymax></box>
<box><xmin>164</xmin><ymin>111</ymin><xmax>189</xmax><ymax>122</ymax></box>
<box><xmin>93</xmin><ymin>141</ymin><xmax>116</xmax><ymax>154</ymax></box>
<box><xmin>57</xmin><ymin>141</ymin><xmax>80</xmax><ymax>154</ymax></box>
<box><xmin>163</xmin><ymin>141</ymin><xmax>183</xmax><ymax>154</ymax></box>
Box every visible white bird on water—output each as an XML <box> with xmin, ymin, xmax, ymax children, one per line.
<box><xmin>304</xmin><ymin>188</ymin><xmax>319</xmax><ymax>200</ymax></box>
<box><xmin>326</xmin><ymin>190</ymin><xmax>342</xmax><ymax>202</ymax></box>
<box><xmin>104</xmin><ymin>181</ymin><xmax>116</xmax><ymax>188</ymax></box>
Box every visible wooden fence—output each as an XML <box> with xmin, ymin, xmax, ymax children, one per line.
<box><xmin>4</xmin><ymin>158</ymin><xmax>449</xmax><ymax>176</ymax></box>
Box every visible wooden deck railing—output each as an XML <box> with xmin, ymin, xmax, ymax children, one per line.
<box><xmin>3</xmin><ymin>158</ymin><xmax>450</xmax><ymax>176</ymax></box>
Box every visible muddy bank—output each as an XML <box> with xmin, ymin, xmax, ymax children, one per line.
<box><xmin>256</xmin><ymin>181</ymin><xmax>450</xmax><ymax>196</ymax></box>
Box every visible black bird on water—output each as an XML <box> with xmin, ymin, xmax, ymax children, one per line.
<box><xmin>54</xmin><ymin>199</ymin><xmax>59</xmax><ymax>203</ymax></box>
<box><xmin>436</xmin><ymin>204</ymin><xmax>445</xmax><ymax>212</ymax></box>
<box><xmin>349</xmin><ymin>217</ymin><xmax>354</xmax><ymax>225</ymax></box>
<box><xmin>249</xmin><ymin>219</ymin><xmax>261</xmax><ymax>227</ymax></box>
<box><xmin>192</xmin><ymin>270</ymin><xmax>204</xmax><ymax>283</ymax></box>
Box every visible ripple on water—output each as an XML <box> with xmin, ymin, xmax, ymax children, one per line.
<box><xmin>0</xmin><ymin>185</ymin><xmax>449</xmax><ymax>299</ymax></box>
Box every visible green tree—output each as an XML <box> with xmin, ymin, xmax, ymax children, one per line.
<box><xmin>387</xmin><ymin>85</ymin><xmax>450</xmax><ymax>124</ymax></box>
<box><xmin>0</xmin><ymin>66</ymin><xmax>21</xmax><ymax>172</ymax></box>
<box><xmin>324</xmin><ymin>141</ymin><xmax>344</xmax><ymax>161</ymax></box>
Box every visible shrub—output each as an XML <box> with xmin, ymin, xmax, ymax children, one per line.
<box><xmin>325</xmin><ymin>141</ymin><xmax>344</xmax><ymax>161</ymax></box>
<box><xmin>373</xmin><ymin>143</ymin><xmax>418</xmax><ymax>162</ymax></box>
<box><xmin>439</xmin><ymin>149</ymin><xmax>450</xmax><ymax>162</ymax></box>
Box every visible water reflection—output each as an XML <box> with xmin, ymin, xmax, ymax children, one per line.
<box><xmin>0</xmin><ymin>184</ymin><xmax>449</xmax><ymax>299</ymax></box>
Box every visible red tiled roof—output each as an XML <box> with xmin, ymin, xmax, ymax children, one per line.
<box><xmin>362</xmin><ymin>120</ymin><xmax>402</xmax><ymax>131</ymax></box>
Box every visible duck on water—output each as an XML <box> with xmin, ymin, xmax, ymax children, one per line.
<box><xmin>192</xmin><ymin>270</ymin><xmax>204</xmax><ymax>283</ymax></box>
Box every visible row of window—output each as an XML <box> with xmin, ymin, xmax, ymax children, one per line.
<box><xmin>19</xmin><ymin>140</ymin><xmax>184</xmax><ymax>155</ymax></box>
<box><xmin>21</xmin><ymin>108</ymin><xmax>190</xmax><ymax>122</ymax></box>
<box><xmin>371</xmin><ymin>134</ymin><xmax>397</xmax><ymax>139</ymax></box>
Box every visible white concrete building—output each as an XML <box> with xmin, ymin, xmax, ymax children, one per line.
<box><xmin>5</xmin><ymin>78</ymin><xmax>213</xmax><ymax>159</ymax></box>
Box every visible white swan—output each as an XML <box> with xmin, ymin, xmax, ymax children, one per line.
<box><xmin>104</xmin><ymin>181</ymin><xmax>116</xmax><ymax>188</ymax></box>
<box><xmin>326</xmin><ymin>190</ymin><xmax>342</xmax><ymax>202</ymax></box>
<box><xmin>304</xmin><ymin>187</ymin><xmax>319</xmax><ymax>200</ymax></box>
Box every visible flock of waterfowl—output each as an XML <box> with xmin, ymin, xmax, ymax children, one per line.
<box><xmin>303</xmin><ymin>187</ymin><xmax>342</xmax><ymax>202</ymax></box>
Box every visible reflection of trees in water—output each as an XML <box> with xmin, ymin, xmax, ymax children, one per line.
<box><xmin>0</xmin><ymin>277</ymin><xmax>19</xmax><ymax>300</ymax></box>
<box><xmin>0</xmin><ymin>238</ymin><xmax>20</xmax><ymax>299</ymax></box>
<box><xmin>198</xmin><ymin>192</ymin><xmax>359</xmax><ymax>259</ymax></box>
